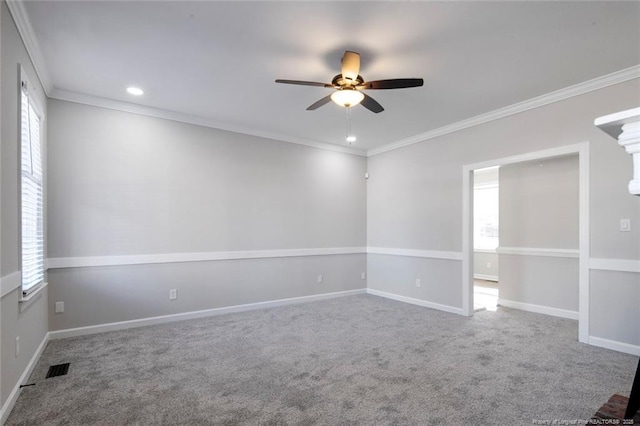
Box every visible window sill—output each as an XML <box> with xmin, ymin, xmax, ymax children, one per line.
<box><xmin>19</xmin><ymin>282</ymin><xmax>48</xmax><ymax>304</ymax></box>
<box><xmin>474</xmin><ymin>248</ymin><xmax>498</xmax><ymax>254</ymax></box>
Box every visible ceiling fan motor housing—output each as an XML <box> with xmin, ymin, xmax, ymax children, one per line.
<box><xmin>331</xmin><ymin>74</ymin><xmax>364</xmax><ymax>87</ymax></box>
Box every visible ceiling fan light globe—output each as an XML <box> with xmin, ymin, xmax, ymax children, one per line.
<box><xmin>330</xmin><ymin>89</ymin><xmax>364</xmax><ymax>108</ymax></box>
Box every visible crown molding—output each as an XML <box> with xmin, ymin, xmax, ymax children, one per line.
<box><xmin>6</xmin><ymin>0</ymin><xmax>53</xmax><ymax>95</ymax></box>
<box><xmin>7</xmin><ymin>0</ymin><xmax>365</xmax><ymax>156</ymax></box>
<box><xmin>7</xmin><ymin>0</ymin><xmax>638</xmax><ymax>158</ymax></box>
<box><xmin>49</xmin><ymin>89</ymin><xmax>367</xmax><ymax>157</ymax></box>
<box><xmin>367</xmin><ymin>65</ymin><xmax>640</xmax><ymax>157</ymax></box>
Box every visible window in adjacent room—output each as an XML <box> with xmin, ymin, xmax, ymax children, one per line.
<box><xmin>474</xmin><ymin>183</ymin><xmax>499</xmax><ymax>251</ymax></box>
<box><xmin>20</xmin><ymin>70</ymin><xmax>45</xmax><ymax>296</ymax></box>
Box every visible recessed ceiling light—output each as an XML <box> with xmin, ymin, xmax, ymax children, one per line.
<box><xmin>346</xmin><ymin>135</ymin><xmax>357</xmax><ymax>143</ymax></box>
<box><xmin>126</xmin><ymin>87</ymin><xmax>144</xmax><ymax>96</ymax></box>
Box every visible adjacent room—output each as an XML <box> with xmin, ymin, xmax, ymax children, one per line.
<box><xmin>1</xmin><ymin>1</ymin><xmax>639</xmax><ymax>424</ymax></box>
<box><xmin>473</xmin><ymin>166</ymin><xmax>500</xmax><ymax>312</ymax></box>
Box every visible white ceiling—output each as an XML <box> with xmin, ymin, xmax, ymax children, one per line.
<box><xmin>20</xmin><ymin>1</ymin><xmax>640</xmax><ymax>154</ymax></box>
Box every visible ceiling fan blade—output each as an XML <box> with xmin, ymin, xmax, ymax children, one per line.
<box><xmin>360</xmin><ymin>93</ymin><xmax>384</xmax><ymax>113</ymax></box>
<box><xmin>306</xmin><ymin>95</ymin><xmax>333</xmax><ymax>111</ymax></box>
<box><xmin>360</xmin><ymin>78</ymin><xmax>424</xmax><ymax>90</ymax></box>
<box><xmin>341</xmin><ymin>51</ymin><xmax>360</xmax><ymax>83</ymax></box>
<box><xmin>276</xmin><ymin>79</ymin><xmax>333</xmax><ymax>88</ymax></box>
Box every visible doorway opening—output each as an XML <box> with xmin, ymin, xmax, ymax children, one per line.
<box><xmin>473</xmin><ymin>166</ymin><xmax>499</xmax><ymax>312</ymax></box>
<box><xmin>461</xmin><ymin>143</ymin><xmax>589</xmax><ymax>344</ymax></box>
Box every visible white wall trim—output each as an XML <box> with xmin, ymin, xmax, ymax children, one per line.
<box><xmin>464</xmin><ymin>143</ymin><xmax>588</xmax><ymax>173</ymax></box>
<box><xmin>47</xmin><ymin>247</ymin><xmax>367</xmax><ymax>269</ymax></box>
<box><xmin>588</xmin><ymin>336</ymin><xmax>640</xmax><ymax>356</ymax></box>
<box><xmin>366</xmin><ymin>247</ymin><xmax>462</xmax><ymax>261</ymax></box>
<box><xmin>462</xmin><ymin>142</ymin><xmax>590</xmax><ymax>342</ymax></box>
<box><xmin>5</xmin><ymin>0</ymin><xmax>52</xmax><ymax>94</ymax></box>
<box><xmin>496</xmin><ymin>247</ymin><xmax>579</xmax><ymax>258</ymax></box>
<box><xmin>367</xmin><ymin>288</ymin><xmax>465</xmax><ymax>316</ymax></box>
<box><xmin>50</xmin><ymin>90</ymin><xmax>367</xmax><ymax>157</ymax></box>
<box><xmin>1</xmin><ymin>271</ymin><xmax>22</xmax><ymax>298</ymax></box>
<box><xmin>474</xmin><ymin>248</ymin><xmax>496</xmax><ymax>254</ymax></box>
<box><xmin>367</xmin><ymin>67</ymin><xmax>640</xmax><ymax>157</ymax></box>
<box><xmin>589</xmin><ymin>258</ymin><xmax>640</xmax><ymax>273</ymax></box>
<box><xmin>498</xmin><ymin>298</ymin><xmax>579</xmax><ymax>320</ymax></box>
<box><xmin>474</xmin><ymin>274</ymin><xmax>499</xmax><ymax>282</ymax></box>
<box><xmin>47</xmin><ymin>247</ymin><xmax>474</xmax><ymax>270</ymax></box>
<box><xmin>578</xmin><ymin>145</ymin><xmax>590</xmax><ymax>344</ymax></box>
<box><xmin>48</xmin><ymin>289</ymin><xmax>367</xmax><ymax>339</ymax></box>
<box><xmin>0</xmin><ymin>333</ymin><xmax>50</xmax><ymax>424</ymax></box>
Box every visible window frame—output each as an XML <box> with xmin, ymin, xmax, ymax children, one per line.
<box><xmin>19</xmin><ymin>66</ymin><xmax>46</xmax><ymax>298</ymax></box>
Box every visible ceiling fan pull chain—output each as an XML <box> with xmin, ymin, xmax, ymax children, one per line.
<box><xmin>346</xmin><ymin>107</ymin><xmax>352</xmax><ymax>145</ymax></box>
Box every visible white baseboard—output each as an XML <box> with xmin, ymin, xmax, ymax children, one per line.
<box><xmin>367</xmin><ymin>288</ymin><xmax>465</xmax><ymax>316</ymax></box>
<box><xmin>0</xmin><ymin>333</ymin><xmax>50</xmax><ymax>424</ymax></box>
<box><xmin>49</xmin><ymin>289</ymin><xmax>367</xmax><ymax>340</ymax></box>
<box><xmin>498</xmin><ymin>298</ymin><xmax>579</xmax><ymax>320</ymax></box>
<box><xmin>474</xmin><ymin>274</ymin><xmax>498</xmax><ymax>282</ymax></box>
<box><xmin>588</xmin><ymin>336</ymin><xmax>640</xmax><ymax>356</ymax></box>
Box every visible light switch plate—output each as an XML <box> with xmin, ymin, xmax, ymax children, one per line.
<box><xmin>620</xmin><ymin>218</ymin><xmax>631</xmax><ymax>232</ymax></box>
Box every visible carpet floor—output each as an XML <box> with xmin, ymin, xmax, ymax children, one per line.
<box><xmin>7</xmin><ymin>294</ymin><xmax>638</xmax><ymax>425</ymax></box>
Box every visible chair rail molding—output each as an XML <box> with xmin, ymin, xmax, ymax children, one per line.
<box><xmin>595</xmin><ymin>107</ymin><xmax>640</xmax><ymax>196</ymax></box>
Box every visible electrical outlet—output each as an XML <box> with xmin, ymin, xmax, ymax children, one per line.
<box><xmin>169</xmin><ymin>289</ymin><xmax>177</xmax><ymax>300</ymax></box>
<box><xmin>416</xmin><ymin>278</ymin><xmax>421</xmax><ymax>288</ymax></box>
<box><xmin>620</xmin><ymin>218</ymin><xmax>631</xmax><ymax>232</ymax></box>
<box><xmin>55</xmin><ymin>301</ymin><xmax>64</xmax><ymax>313</ymax></box>
<box><xmin>361</xmin><ymin>272</ymin><xmax>366</xmax><ymax>280</ymax></box>
<box><xmin>317</xmin><ymin>274</ymin><xmax>323</xmax><ymax>284</ymax></box>
<box><xmin>15</xmin><ymin>336</ymin><xmax>20</xmax><ymax>358</ymax></box>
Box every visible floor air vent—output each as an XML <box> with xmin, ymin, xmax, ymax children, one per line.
<box><xmin>46</xmin><ymin>363</ymin><xmax>70</xmax><ymax>378</ymax></box>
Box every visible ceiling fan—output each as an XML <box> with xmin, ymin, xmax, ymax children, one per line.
<box><xmin>276</xmin><ymin>51</ymin><xmax>424</xmax><ymax>113</ymax></box>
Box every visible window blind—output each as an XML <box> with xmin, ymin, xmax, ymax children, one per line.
<box><xmin>21</xmin><ymin>84</ymin><xmax>45</xmax><ymax>295</ymax></box>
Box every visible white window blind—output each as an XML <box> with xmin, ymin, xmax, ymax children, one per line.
<box><xmin>21</xmin><ymin>82</ymin><xmax>45</xmax><ymax>295</ymax></box>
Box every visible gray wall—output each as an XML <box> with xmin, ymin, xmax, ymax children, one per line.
<box><xmin>48</xmin><ymin>254</ymin><xmax>365</xmax><ymax>330</ymax></box>
<box><xmin>499</xmin><ymin>156</ymin><xmax>579</xmax><ymax>249</ymax></box>
<box><xmin>367</xmin><ymin>78</ymin><xmax>640</xmax><ymax>347</ymax></box>
<box><xmin>498</xmin><ymin>155</ymin><xmax>579</xmax><ymax>311</ymax></box>
<box><xmin>48</xmin><ymin>101</ymin><xmax>366</xmax><ymax>257</ymax></box>
<box><xmin>590</xmin><ymin>270</ymin><xmax>640</xmax><ymax>346</ymax></box>
<box><xmin>46</xmin><ymin>99</ymin><xmax>368</xmax><ymax>330</ymax></box>
<box><xmin>499</xmin><ymin>255</ymin><xmax>579</xmax><ymax>311</ymax></box>
<box><xmin>368</xmin><ymin>255</ymin><xmax>461</xmax><ymax>308</ymax></box>
<box><xmin>474</xmin><ymin>252</ymin><xmax>498</xmax><ymax>280</ymax></box>
<box><xmin>1</xmin><ymin>1</ymin><xmax>49</xmax><ymax>409</ymax></box>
